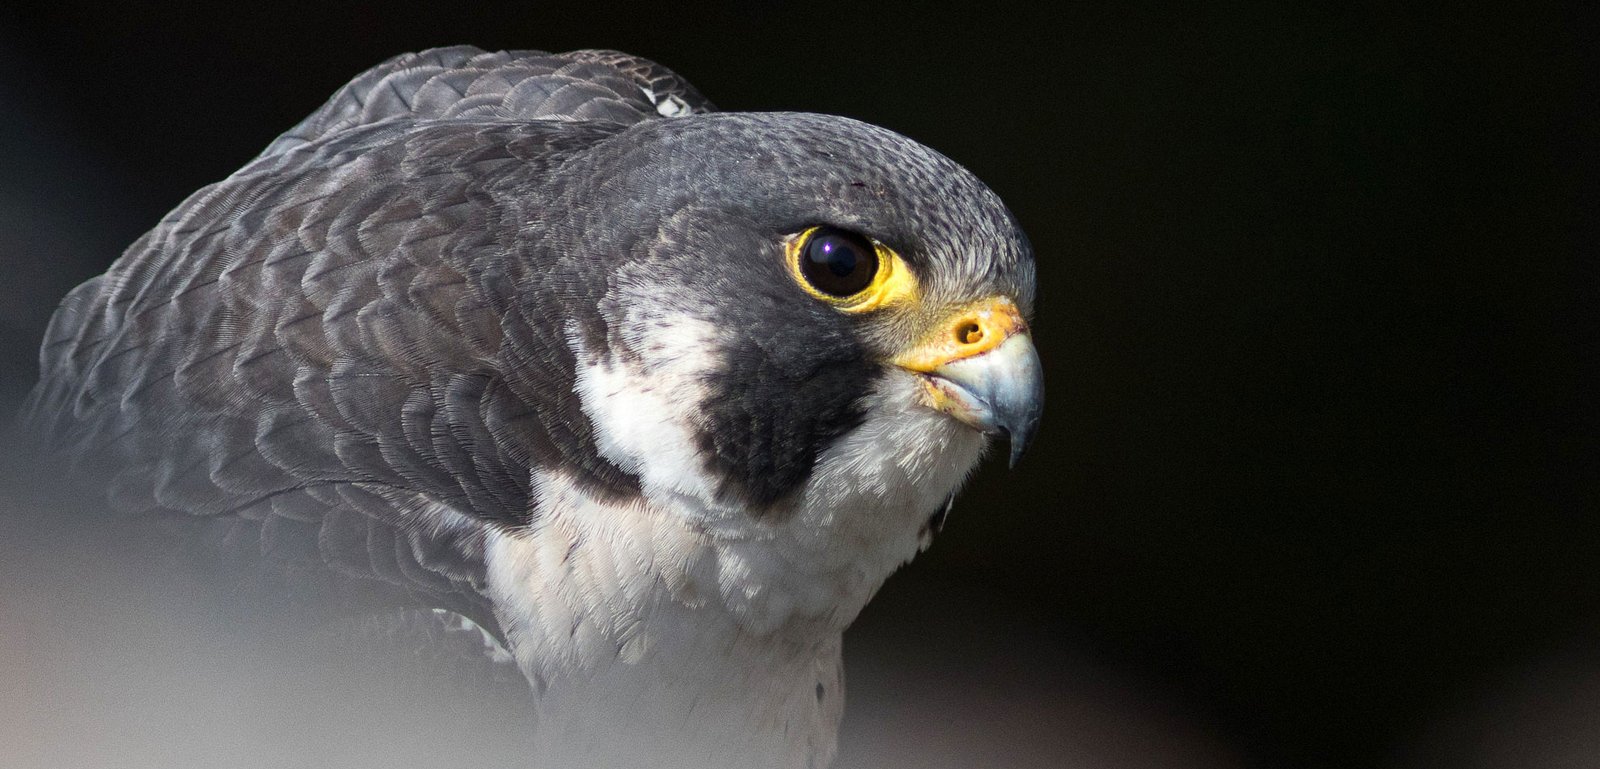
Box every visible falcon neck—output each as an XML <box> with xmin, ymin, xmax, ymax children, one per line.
<box><xmin>483</xmin><ymin>494</ymin><xmax>845</xmax><ymax>769</ymax></box>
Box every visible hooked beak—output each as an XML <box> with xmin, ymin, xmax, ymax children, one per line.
<box><xmin>893</xmin><ymin>298</ymin><xmax>1045</xmax><ymax>467</ymax></box>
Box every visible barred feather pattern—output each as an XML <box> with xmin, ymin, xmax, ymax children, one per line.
<box><xmin>19</xmin><ymin>47</ymin><xmax>702</xmax><ymax>632</ymax></box>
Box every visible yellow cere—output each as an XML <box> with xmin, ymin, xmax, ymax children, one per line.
<box><xmin>785</xmin><ymin>227</ymin><xmax>920</xmax><ymax>313</ymax></box>
<box><xmin>891</xmin><ymin>296</ymin><xmax>1029</xmax><ymax>373</ymax></box>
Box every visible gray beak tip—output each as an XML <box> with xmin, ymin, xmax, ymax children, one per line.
<box><xmin>1004</xmin><ymin>414</ymin><xmax>1040</xmax><ymax>469</ymax></box>
<box><xmin>926</xmin><ymin>332</ymin><xmax>1044</xmax><ymax>470</ymax></box>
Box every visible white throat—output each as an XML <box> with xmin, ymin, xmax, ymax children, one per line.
<box><xmin>481</xmin><ymin>314</ymin><xmax>987</xmax><ymax>768</ymax></box>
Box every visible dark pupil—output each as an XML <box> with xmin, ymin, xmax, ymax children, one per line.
<box><xmin>801</xmin><ymin>227</ymin><xmax>878</xmax><ymax>297</ymax></box>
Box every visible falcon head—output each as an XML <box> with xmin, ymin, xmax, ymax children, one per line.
<box><xmin>535</xmin><ymin>111</ymin><xmax>1042</xmax><ymax>630</ymax></box>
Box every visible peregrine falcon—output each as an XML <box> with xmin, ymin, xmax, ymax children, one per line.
<box><xmin>20</xmin><ymin>47</ymin><xmax>1042</xmax><ymax>769</ymax></box>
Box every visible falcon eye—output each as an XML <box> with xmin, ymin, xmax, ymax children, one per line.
<box><xmin>784</xmin><ymin>225</ymin><xmax>919</xmax><ymax>313</ymax></box>
<box><xmin>799</xmin><ymin>227</ymin><xmax>879</xmax><ymax>298</ymax></box>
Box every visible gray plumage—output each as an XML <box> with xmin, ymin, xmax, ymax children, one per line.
<box><xmin>21</xmin><ymin>46</ymin><xmax>1039</xmax><ymax>769</ymax></box>
<box><xmin>25</xmin><ymin>48</ymin><xmax>711</xmax><ymax>627</ymax></box>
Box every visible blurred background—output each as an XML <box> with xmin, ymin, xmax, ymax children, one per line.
<box><xmin>0</xmin><ymin>2</ymin><xmax>1593</xmax><ymax>768</ymax></box>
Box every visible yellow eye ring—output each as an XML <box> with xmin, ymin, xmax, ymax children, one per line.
<box><xmin>785</xmin><ymin>226</ymin><xmax>919</xmax><ymax>313</ymax></box>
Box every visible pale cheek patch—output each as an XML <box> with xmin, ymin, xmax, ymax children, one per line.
<box><xmin>570</xmin><ymin>314</ymin><xmax>730</xmax><ymax>515</ymax></box>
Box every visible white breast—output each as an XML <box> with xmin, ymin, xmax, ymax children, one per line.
<box><xmin>482</xmin><ymin>305</ymin><xmax>987</xmax><ymax>768</ymax></box>
<box><xmin>485</xmin><ymin>471</ymin><xmax>845</xmax><ymax>769</ymax></box>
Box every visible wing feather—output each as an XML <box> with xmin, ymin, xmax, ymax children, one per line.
<box><xmin>21</xmin><ymin>86</ymin><xmax>657</xmax><ymax>633</ymax></box>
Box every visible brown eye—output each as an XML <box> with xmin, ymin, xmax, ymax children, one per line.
<box><xmin>799</xmin><ymin>226</ymin><xmax>879</xmax><ymax>298</ymax></box>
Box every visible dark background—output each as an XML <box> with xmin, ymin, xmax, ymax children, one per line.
<box><xmin>0</xmin><ymin>3</ymin><xmax>1594</xmax><ymax>768</ymax></box>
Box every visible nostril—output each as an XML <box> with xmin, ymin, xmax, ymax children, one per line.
<box><xmin>957</xmin><ymin>322</ymin><xmax>984</xmax><ymax>346</ymax></box>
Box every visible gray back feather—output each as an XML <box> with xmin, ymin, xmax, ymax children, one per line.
<box><xmin>262</xmin><ymin>46</ymin><xmax>713</xmax><ymax>158</ymax></box>
<box><xmin>19</xmin><ymin>46</ymin><xmax>707</xmax><ymax>638</ymax></box>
